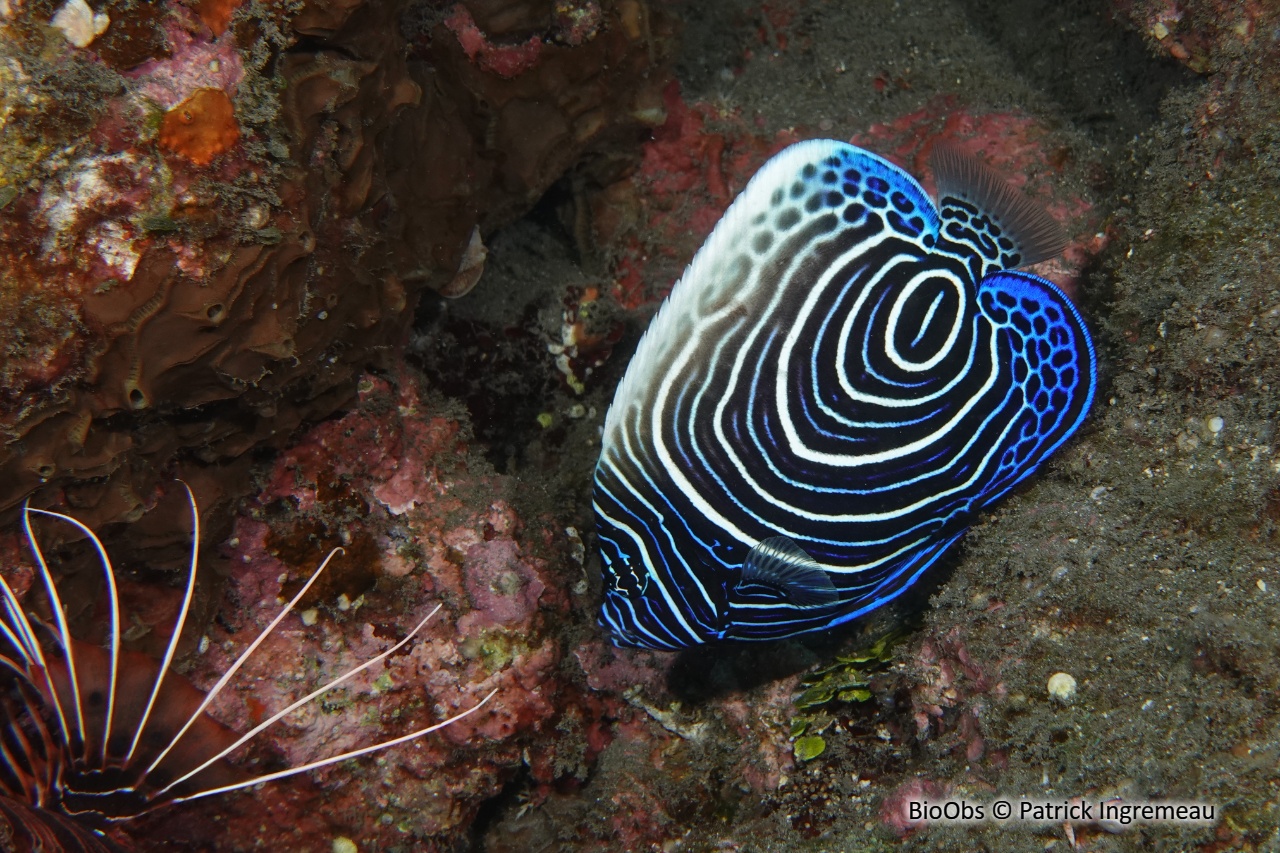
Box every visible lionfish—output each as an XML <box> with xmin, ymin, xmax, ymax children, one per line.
<box><xmin>0</xmin><ymin>484</ymin><xmax>496</xmax><ymax>849</ymax></box>
<box><xmin>594</xmin><ymin>140</ymin><xmax>1097</xmax><ymax>649</ymax></box>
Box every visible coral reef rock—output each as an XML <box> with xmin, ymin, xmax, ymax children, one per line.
<box><xmin>0</xmin><ymin>0</ymin><xmax>668</xmax><ymax>536</ymax></box>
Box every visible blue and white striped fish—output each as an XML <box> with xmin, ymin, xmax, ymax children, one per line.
<box><xmin>593</xmin><ymin>139</ymin><xmax>1096</xmax><ymax>650</ymax></box>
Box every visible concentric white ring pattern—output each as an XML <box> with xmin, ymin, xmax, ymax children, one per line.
<box><xmin>594</xmin><ymin>140</ymin><xmax>1096</xmax><ymax>649</ymax></box>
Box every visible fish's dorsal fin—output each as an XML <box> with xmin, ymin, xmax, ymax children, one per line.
<box><xmin>931</xmin><ymin>143</ymin><xmax>1066</xmax><ymax>268</ymax></box>
<box><xmin>739</xmin><ymin>536</ymin><xmax>838</xmax><ymax>607</ymax></box>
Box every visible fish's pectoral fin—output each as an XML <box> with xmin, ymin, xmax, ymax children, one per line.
<box><xmin>738</xmin><ymin>536</ymin><xmax>839</xmax><ymax>608</ymax></box>
<box><xmin>931</xmin><ymin>143</ymin><xmax>1065</xmax><ymax>268</ymax></box>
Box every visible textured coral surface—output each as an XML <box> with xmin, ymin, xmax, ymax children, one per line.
<box><xmin>0</xmin><ymin>0</ymin><xmax>666</xmax><ymax>542</ymax></box>
<box><xmin>5</xmin><ymin>0</ymin><xmax>1280</xmax><ymax>850</ymax></box>
<box><xmin>114</xmin><ymin>371</ymin><xmax>582</xmax><ymax>849</ymax></box>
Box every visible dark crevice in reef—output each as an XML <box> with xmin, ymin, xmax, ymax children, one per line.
<box><xmin>408</xmin><ymin>294</ymin><xmax>562</xmax><ymax>475</ymax></box>
<box><xmin>406</xmin><ymin>194</ymin><xmax>590</xmax><ymax>476</ymax></box>
<box><xmin>953</xmin><ymin>0</ymin><xmax>1197</xmax><ymax>147</ymax></box>
<box><xmin>469</xmin><ymin>766</ymin><xmax>535</xmax><ymax>853</ymax></box>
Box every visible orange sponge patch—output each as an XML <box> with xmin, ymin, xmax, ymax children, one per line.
<box><xmin>158</xmin><ymin>88</ymin><xmax>240</xmax><ymax>166</ymax></box>
<box><xmin>194</xmin><ymin>0</ymin><xmax>243</xmax><ymax>37</ymax></box>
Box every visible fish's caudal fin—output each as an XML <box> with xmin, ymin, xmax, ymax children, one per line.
<box><xmin>738</xmin><ymin>537</ymin><xmax>838</xmax><ymax>608</ymax></box>
<box><xmin>930</xmin><ymin>143</ymin><xmax>1066</xmax><ymax>273</ymax></box>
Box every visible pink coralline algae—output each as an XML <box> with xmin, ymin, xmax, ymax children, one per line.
<box><xmin>575</xmin><ymin>638</ymin><xmax>669</xmax><ymax>697</ymax></box>
<box><xmin>850</xmin><ymin>95</ymin><xmax>1104</xmax><ymax>300</ymax></box>
<box><xmin>597</xmin><ymin>87</ymin><xmax>1101</xmax><ymax>314</ymax></box>
<box><xmin>444</xmin><ymin>4</ymin><xmax>547</xmax><ymax>79</ymax></box>
<box><xmin>594</xmin><ymin>81</ymin><xmax>801</xmax><ymax>310</ymax></box>
<box><xmin>459</xmin><ymin>538</ymin><xmax>548</xmax><ymax>629</ymax></box>
<box><xmin>113</xmin><ymin>370</ymin><xmax>578</xmax><ymax>848</ymax></box>
<box><xmin>880</xmin><ymin>777</ymin><xmax>952</xmax><ymax>836</ymax></box>
<box><xmin>128</xmin><ymin>18</ymin><xmax>246</xmax><ymax>111</ymax></box>
<box><xmin>907</xmin><ymin>629</ymin><xmax>1009</xmax><ymax>771</ymax></box>
<box><xmin>716</xmin><ymin>681</ymin><xmax>801</xmax><ymax>791</ymax></box>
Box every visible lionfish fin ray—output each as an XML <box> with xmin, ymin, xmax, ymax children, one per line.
<box><xmin>169</xmin><ymin>687</ymin><xmax>500</xmax><ymax>805</ymax></box>
<box><xmin>126</xmin><ymin>481</ymin><xmax>201</xmax><ymax>766</ymax></box>
<box><xmin>142</xmin><ymin>544</ymin><xmax>345</xmax><ymax>779</ymax></box>
<box><xmin>160</xmin><ymin>603</ymin><xmax>443</xmax><ymax>796</ymax></box>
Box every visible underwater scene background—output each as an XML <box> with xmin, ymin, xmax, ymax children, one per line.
<box><xmin>0</xmin><ymin>0</ymin><xmax>1277</xmax><ymax>850</ymax></box>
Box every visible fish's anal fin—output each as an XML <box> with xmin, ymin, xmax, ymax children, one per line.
<box><xmin>738</xmin><ymin>536</ymin><xmax>838</xmax><ymax>608</ymax></box>
<box><xmin>930</xmin><ymin>143</ymin><xmax>1066</xmax><ymax>270</ymax></box>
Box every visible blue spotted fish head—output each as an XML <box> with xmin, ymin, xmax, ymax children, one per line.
<box><xmin>593</xmin><ymin>139</ymin><xmax>1096</xmax><ymax>650</ymax></box>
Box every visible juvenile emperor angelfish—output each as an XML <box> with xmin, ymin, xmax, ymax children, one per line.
<box><xmin>593</xmin><ymin>140</ymin><xmax>1097</xmax><ymax>649</ymax></box>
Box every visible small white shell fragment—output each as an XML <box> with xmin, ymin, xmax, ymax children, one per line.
<box><xmin>242</xmin><ymin>204</ymin><xmax>269</xmax><ymax>229</ymax></box>
<box><xmin>1206</xmin><ymin>415</ymin><xmax>1224</xmax><ymax>434</ymax></box>
<box><xmin>1047</xmin><ymin>671</ymin><xmax>1077</xmax><ymax>703</ymax></box>
<box><xmin>52</xmin><ymin>0</ymin><xmax>109</xmax><ymax>48</ymax></box>
<box><xmin>332</xmin><ymin>838</ymin><xmax>358</xmax><ymax>853</ymax></box>
<box><xmin>442</xmin><ymin>226</ymin><xmax>487</xmax><ymax>298</ymax></box>
<box><xmin>300</xmin><ymin>607</ymin><xmax>319</xmax><ymax>627</ymax></box>
<box><xmin>336</xmin><ymin>592</ymin><xmax>351</xmax><ymax>611</ymax></box>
